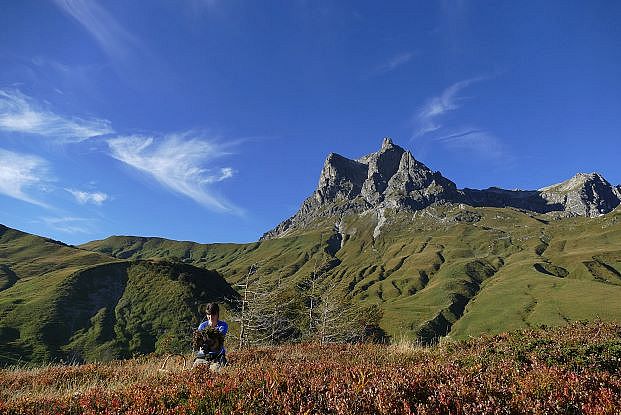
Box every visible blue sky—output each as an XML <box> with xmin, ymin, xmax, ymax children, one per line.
<box><xmin>1</xmin><ymin>1</ymin><xmax>620</xmax><ymax>245</ymax></box>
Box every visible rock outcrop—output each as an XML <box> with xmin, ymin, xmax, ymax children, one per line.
<box><xmin>262</xmin><ymin>139</ymin><xmax>621</xmax><ymax>239</ymax></box>
<box><xmin>263</xmin><ymin>138</ymin><xmax>460</xmax><ymax>238</ymax></box>
<box><xmin>538</xmin><ymin>173</ymin><xmax>621</xmax><ymax>217</ymax></box>
<box><xmin>462</xmin><ymin>173</ymin><xmax>621</xmax><ymax>217</ymax></box>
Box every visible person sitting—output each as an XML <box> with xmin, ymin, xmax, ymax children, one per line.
<box><xmin>195</xmin><ymin>302</ymin><xmax>228</xmax><ymax>367</ymax></box>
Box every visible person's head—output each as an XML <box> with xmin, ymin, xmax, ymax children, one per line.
<box><xmin>205</xmin><ymin>302</ymin><xmax>220</xmax><ymax>322</ymax></box>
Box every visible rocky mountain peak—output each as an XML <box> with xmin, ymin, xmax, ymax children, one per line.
<box><xmin>263</xmin><ymin>139</ymin><xmax>459</xmax><ymax>239</ymax></box>
<box><xmin>358</xmin><ymin>139</ymin><xmax>407</xmax><ymax>204</ymax></box>
<box><xmin>315</xmin><ymin>139</ymin><xmax>458</xmax><ymax>208</ymax></box>
<box><xmin>538</xmin><ymin>172</ymin><xmax>620</xmax><ymax>217</ymax></box>
<box><xmin>539</xmin><ymin>172</ymin><xmax>606</xmax><ymax>193</ymax></box>
<box><xmin>262</xmin><ymin>139</ymin><xmax>621</xmax><ymax>239</ymax></box>
<box><xmin>381</xmin><ymin>136</ymin><xmax>394</xmax><ymax>149</ymax></box>
<box><xmin>315</xmin><ymin>153</ymin><xmax>367</xmax><ymax>204</ymax></box>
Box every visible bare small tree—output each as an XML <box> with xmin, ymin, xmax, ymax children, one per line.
<box><xmin>308</xmin><ymin>233</ymin><xmax>324</xmax><ymax>332</ymax></box>
<box><xmin>312</xmin><ymin>280</ymin><xmax>387</xmax><ymax>344</ymax></box>
<box><xmin>315</xmin><ymin>283</ymin><xmax>360</xmax><ymax>344</ymax></box>
<box><xmin>233</xmin><ymin>264</ymin><xmax>301</xmax><ymax>348</ymax></box>
<box><xmin>235</xmin><ymin>263</ymin><xmax>258</xmax><ymax>349</ymax></box>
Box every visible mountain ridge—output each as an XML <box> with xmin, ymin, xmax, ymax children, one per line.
<box><xmin>263</xmin><ymin>138</ymin><xmax>620</xmax><ymax>239</ymax></box>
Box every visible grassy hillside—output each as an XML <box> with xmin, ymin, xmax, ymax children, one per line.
<box><xmin>0</xmin><ymin>226</ymin><xmax>238</xmax><ymax>365</ymax></box>
<box><xmin>0</xmin><ymin>224</ymin><xmax>114</xmax><ymax>287</ymax></box>
<box><xmin>2</xmin><ymin>203</ymin><xmax>620</xmax><ymax>364</ymax></box>
<box><xmin>0</xmin><ymin>260</ymin><xmax>238</xmax><ymax>364</ymax></box>
<box><xmin>82</xmin><ymin>205</ymin><xmax>621</xmax><ymax>343</ymax></box>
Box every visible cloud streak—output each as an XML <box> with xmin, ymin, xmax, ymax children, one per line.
<box><xmin>412</xmin><ymin>77</ymin><xmax>510</xmax><ymax>162</ymax></box>
<box><xmin>42</xmin><ymin>216</ymin><xmax>93</xmax><ymax>234</ymax></box>
<box><xmin>0</xmin><ymin>148</ymin><xmax>52</xmax><ymax>207</ymax></box>
<box><xmin>52</xmin><ymin>0</ymin><xmax>141</xmax><ymax>62</ymax></box>
<box><xmin>376</xmin><ymin>52</ymin><xmax>414</xmax><ymax>74</ymax></box>
<box><xmin>107</xmin><ymin>134</ymin><xmax>239</xmax><ymax>213</ymax></box>
<box><xmin>414</xmin><ymin>77</ymin><xmax>482</xmax><ymax>137</ymax></box>
<box><xmin>66</xmin><ymin>188</ymin><xmax>109</xmax><ymax>205</ymax></box>
<box><xmin>433</xmin><ymin>128</ymin><xmax>505</xmax><ymax>161</ymax></box>
<box><xmin>0</xmin><ymin>89</ymin><xmax>113</xmax><ymax>142</ymax></box>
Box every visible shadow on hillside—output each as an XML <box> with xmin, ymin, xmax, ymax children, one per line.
<box><xmin>463</xmin><ymin>188</ymin><xmax>564</xmax><ymax>213</ymax></box>
<box><xmin>23</xmin><ymin>261</ymin><xmax>239</xmax><ymax>364</ymax></box>
<box><xmin>0</xmin><ymin>264</ymin><xmax>18</xmax><ymax>291</ymax></box>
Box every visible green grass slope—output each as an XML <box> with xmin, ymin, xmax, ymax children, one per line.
<box><xmin>0</xmin><ymin>224</ymin><xmax>115</xmax><ymax>287</ymax></box>
<box><xmin>81</xmin><ymin>205</ymin><xmax>621</xmax><ymax>343</ymax></box>
<box><xmin>0</xmin><ymin>260</ymin><xmax>238</xmax><ymax>364</ymax></box>
<box><xmin>0</xmin><ymin>225</ymin><xmax>238</xmax><ymax>365</ymax></box>
<box><xmin>450</xmin><ymin>206</ymin><xmax>621</xmax><ymax>337</ymax></box>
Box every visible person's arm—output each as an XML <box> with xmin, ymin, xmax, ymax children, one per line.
<box><xmin>197</xmin><ymin>321</ymin><xmax>207</xmax><ymax>331</ymax></box>
<box><xmin>217</xmin><ymin>321</ymin><xmax>228</xmax><ymax>336</ymax></box>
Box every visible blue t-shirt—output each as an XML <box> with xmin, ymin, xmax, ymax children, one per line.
<box><xmin>197</xmin><ymin>320</ymin><xmax>228</xmax><ymax>355</ymax></box>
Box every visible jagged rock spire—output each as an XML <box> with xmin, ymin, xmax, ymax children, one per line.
<box><xmin>263</xmin><ymin>138</ymin><xmax>460</xmax><ymax>238</ymax></box>
<box><xmin>381</xmin><ymin>137</ymin><xmax>394</xmax><ymax>149</ymax></box>
<box><xmin>262</xmin><ymin>139</ymin><xmax>621</xmax><ymax>239</ymax></box>
<box><xmin>315</xmin><ymin>138</ymin><xmax>458</xmax><ymax>208</ymax></box>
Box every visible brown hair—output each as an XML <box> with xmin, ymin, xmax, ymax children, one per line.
<box><xmin>205</xmin><ymin>302</ymin><xmax>220</xmax><ymax>316</ymax></box>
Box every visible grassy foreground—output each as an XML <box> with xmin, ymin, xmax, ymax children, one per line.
<box><xmin>1</xmin><ymin>321</ymin><xmax>620</xmax><ymax>414</ymax></box>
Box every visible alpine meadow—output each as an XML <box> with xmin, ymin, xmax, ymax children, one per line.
<box><xmin>2</xmin><ymin>138</ymin><xmax>621</xmax><ymax>413</ymax></box>
<box><xmin>1</xmin><ymin>1</ymin><xmax>621</xmax><ymax>414</ymax></box>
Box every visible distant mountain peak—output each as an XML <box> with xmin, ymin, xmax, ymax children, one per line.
<box><xmin>263</xmin><ymin>139</ymin><xmax>458</xmax><ymax>239</ymax></box>
<box><xmin>263</xmin><ymin>139</ymin><xmax>621</xmax><ymax>239</ymax></box>
<box><xmin>539</xmin><ymin>172</ymin><xmax>606</xmax><ymax>192</ymax></box>
<box><xmin>319</xmin><ymin>138</ymin><xmax>459</xmax><ymax>208</ymax></box>
<box><xmin>538</xmin><ymin>172</ymin><xmax>620</xmax><ymax>217</ymax></box>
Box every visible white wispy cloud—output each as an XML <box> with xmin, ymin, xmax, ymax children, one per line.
<box><xmin>65</xmin><ymin>188</ymin><xmax>109</xmax><ymax>205</ymax></box>
<box><xmin>41</xmin><ymin>216</ymin><xmax>93</xmax><ymax>234</ymax></box>
<box><xmin>433</xmin><ymin>128</ymin><xmax>505</xmax><ymax>161</ymax></box>
<box><xmin>414</xmin><ymin>77</ymin><xmax>482</xmax><ymax>137</ymax></box>
<box><xmin>0</xmin><ymin>89</ymin><xmax>113</xmax><ymax>142</ymax></box>
<box><xmin>376</xmin><ymin>52</ymin><xmax>415</xmax><ymax>74</ymax></box>
<box><xmin>52</xmin><ymin>0</ymin><xmax>141</xmax><ymax>62</ymax></box>
<box><xmin>107</xmin><ymin>134</ymin><xmax>240</xmax><ymax>213</ymax></box>
<box><xmin>203</xmin><ymin>167</ymin><xmax>235</xmax><ymax>183</ymax></box>
<box><xmin>0</xmin><ymin>148</ymin><xmax>53</xmax><ymax>207</ymax></box>
<box><xmin>412</xmin><ymin>77</ymin><xmax>510</xmax><ymax>162</ymax></box>
<box><xmin>52</xmin><ymin>1</ymin><xmax>169</xmax><ymax>89</ymax></box>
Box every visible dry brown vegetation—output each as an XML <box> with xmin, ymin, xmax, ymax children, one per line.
<box><xmin>1</xmin><ymin>321</ymin><xmax>620</xmax><ymax>414</ymax></box>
